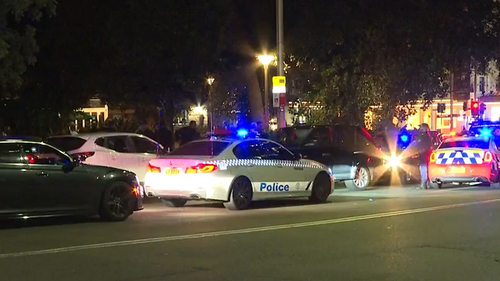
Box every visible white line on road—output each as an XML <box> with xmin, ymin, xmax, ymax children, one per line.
<box><xmin>1</xmin><ymin>198</ymin><xmax>499</xmax><ymax>259</ymax></box>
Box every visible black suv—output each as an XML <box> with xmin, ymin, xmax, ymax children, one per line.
<box><xmin>274</xmin><ymin>125</ymin><xmax>389</xmax><ymax>190</ymax></box>
<box><xmin>0</xmin><ymin>137</ymin><xmax>142</xmax><ymax>220</ymax></box>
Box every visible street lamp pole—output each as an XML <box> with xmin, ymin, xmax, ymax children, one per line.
<box><xmin>257</xmin><ymin>55</ymin><xmax>274</xmax><ymax>130</ymax></box>
<box><xmin>276</xmin><ymin>0</ymin><xmax>285</xmax><ymax>128</ymax></box>
<box><xmin>207</xmin><ymin>77</ymin><xmax>215</xmax><ymax>136</ymax></box>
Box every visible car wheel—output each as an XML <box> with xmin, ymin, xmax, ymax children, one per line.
<box><xmin>429</xmin><ymin>182</ymin><xmax>442</xmax><ymax>189</ymax></box>
<box><xmin>223</xmin><ymin>177</ymin><xmax>253</xmax><ymax>210</ymax></box>
<box><xmin>99</xmin><ymin>181</ymin><xmax>134</xmax><ymax>222</ymax></box>
<box><xmin>309</xmin><ymin>172</ymin><xmax>332</xmax><ymax>203</ymax></box>
<box><xmin>162</xmin><ymin>198</ymin><xmax>188</xmax><ymax>207</ymax></box>
<box><xmin>345</xmin><ymin>166</ymin><xmax>371</xmax><ymax>191</ymax></box>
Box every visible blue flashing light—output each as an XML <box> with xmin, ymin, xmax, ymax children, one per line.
<box><xmin>400</xmin><ymin>134</ymin><xmax>409</xmax><ymax>143</ymax></box>
<box><xmin>479</xmin><ymin>127</ymin><xmax>493</xmax><ymax>137</ymax></box>
<box><xmin>237</xmin><ymin>129</ymin><xmax>249</xmax><ymax>138</ymax></box>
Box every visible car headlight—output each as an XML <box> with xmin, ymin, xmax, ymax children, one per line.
<box><xmin>387</xmin><ymin>155</ymin><xmax>401</xmax><ymax>168</ymax></box>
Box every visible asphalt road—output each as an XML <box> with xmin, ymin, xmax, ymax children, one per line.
<box><xmin>1</xmin><ymin>185</ymin><xmax>500</xmax><ymax>281</ymax></box>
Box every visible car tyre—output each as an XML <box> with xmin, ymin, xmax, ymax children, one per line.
<box><xmin>99</xmin><ymin>181</ymin><xmax>134</xmax><ymax>222</ymax></box>
<box><xmin>429</xmin><ymin>182</ymin><xmax>441</xmax><ymax>189</ymax></box>
<box><xmin>309</xmin><ymin>172</ymin><xmax>332</xmax><ymax>203</ymax></box>
<box><xmin>162</xmin><ymin>198</ymin><xmax>188</xmax><ymax>207</ymax></box>
<box><xmin>345</xmin><ymin>166</ymin><xmax>371</xmax><ymax>191</ymax></box>
<box><xmin>224</xmin><ymin>177</ymin><xmax>253</xmax><ymax>210</ymax></box>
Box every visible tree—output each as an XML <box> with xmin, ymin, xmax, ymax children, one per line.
<box><xmin>285</xmin><ymin>0</ymin><xmax>500</xmax><ymax>127</ymax></box>
<box><xmin>0</xmin><ymin>0</ymin><xmax>56</xmax><ymax>91</ymax></box>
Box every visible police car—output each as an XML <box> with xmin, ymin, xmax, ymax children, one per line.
<box><xmin>428</xmin><ymin>136</ymin><xmax>500</xmax><ymax>189</ymax></box>
<box><xmin>144</xmin><ymin>135</ymin><xmax>334</xmax><ymax>210</ymax></box>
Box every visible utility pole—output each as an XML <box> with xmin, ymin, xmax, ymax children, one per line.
<box><xmin>276</xmin><ymin>0</ymin><xmax>286</xmax><ymax>128</ymax></box>
<box><xmin>450</xmin><ymin>72</ymin><xmax>454</xmax><ymax>132</ymax></box>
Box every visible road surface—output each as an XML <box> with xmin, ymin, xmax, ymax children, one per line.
<box><xmin>1</xmin><ymin>186</ymin><xmax>500</xmax><ymax>281</ymax></box>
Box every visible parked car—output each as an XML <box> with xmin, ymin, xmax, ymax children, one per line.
<box><xmin>274</xmin><ymin>125</ymin><xmax>389</xmax><ymax>190</ymax></box>
<box><xmin>0</xmin><ymin>137</ymin><xmax>142</xmax><ymax>221</ymax></box>
<box><xmin>46</xmin><ymin>132</ymin><xmax>165</xmax><ymax>188</ymax></box>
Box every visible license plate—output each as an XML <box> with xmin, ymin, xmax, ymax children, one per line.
<box><xmin>449</xmin><ymin>167</ymin><xmax>465</xmax><ymax>174</ymax></box>
<box><xmin>165</xmin><ymin>168</ymin><xmax>180</xmax><ymax>175</ymax></box>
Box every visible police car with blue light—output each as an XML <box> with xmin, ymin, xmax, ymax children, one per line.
<box><xmin>144</xmin><ymin>129</ymin><xmax>334</xmax><ymax>210</ymax></box>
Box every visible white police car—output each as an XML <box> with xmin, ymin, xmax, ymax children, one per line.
<box><xmin>144</xmin><ymin>137</ymin><xmax>334</xmax><ymax>210</ymax></box>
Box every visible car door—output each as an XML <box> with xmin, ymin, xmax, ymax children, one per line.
<box><xmin>258</xmin><ymin>140</ymin><xmax>310</xmax><ymax>196</ymax></box>
<box><xmin>22</xmin><ymin>143</ymin><xmax>93</xmax><ymax>211</ymax></box>
<box><xmin>129</xmin><ymin>135</ymin><xmax>163</xmax><ymax>184</ymax></box>
<box><xmin>0</xmin><ymin>143</ymin><xmax>32</xmax><ymax>215</ymax></box>
<box><xmin>102</xmin><ymin>135</ymin><xmax>139</xmax><ymax>174</ymax></box>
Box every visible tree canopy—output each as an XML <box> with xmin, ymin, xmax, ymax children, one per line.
<box><xmin>286</xmin><ymin>0</ymin><xmax>500</xmax><ymax>126</ymax></box>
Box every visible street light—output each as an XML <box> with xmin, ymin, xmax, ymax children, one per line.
<box><xmin>257</xmin><ymin>55</ymin><xmax>275</xmax><ymax>130</ymax></box>
<box><xmin>207</xmin><ymin>77</ymin><xmax>215</xmax><ymax>136</ymax></box>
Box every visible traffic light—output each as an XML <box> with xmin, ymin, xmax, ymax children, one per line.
<box><xmin>471</xmin><ymin>101</ymin><xmax>479</xmax><ymax>116</ymax></box>
<box><xmin>437</xmin><ymin>103</ymin><xmax>446</xmax><ymax>113</ymax></box>
<box><xmin>463</xmin><ymin>101</ymin><xmax>468</xmax><ymax>111</ymax></box>
<box><xmin>480</xmin><ymin>103</ymin><xmax>487</xmax><ymax>115</ymax></box>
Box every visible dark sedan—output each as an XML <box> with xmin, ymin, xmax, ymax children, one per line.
<box><xmin>0</xmin><ymin>138</ymin><xmax>143</xmax><ymax>221</ymax></box>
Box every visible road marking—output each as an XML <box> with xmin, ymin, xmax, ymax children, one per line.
<box><xmin>1</xmin><ymin>198</ymin><xmax>499</xmax><ymax>259</ymax></box>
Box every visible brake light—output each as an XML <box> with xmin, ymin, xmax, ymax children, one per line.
<box><xmin>429</xmin><ymin>152</ymin><xmax>437</xmax><ymax>163</ymax></box>
<box><xmin>71</xmin><ymin>152</ymin><xmax>95</xmax><ymax>161</ymax></box>
<box><xmin>483</xmin><ymin>151</ymin><xmax>493</xmax><ymax>163</ymax></box>
<box><xmin>147</xmin><ymin>163</ymin><xmax>161</xmax><ymax>173</ymax></box>
<box><xmin>185</xmin><ymin>163</ymin><xmax>218</xmax><ymax>174</ymax></box>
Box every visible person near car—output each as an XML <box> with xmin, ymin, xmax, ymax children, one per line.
<box><xmin>414</xmin><ymin>123</ymin><xmax>433</xmax><ymax>189</ymax></box>
<box><xmin>136</xmin><ymin>122</ymin><xmax>155</xmax><ymax>140</ymax></box>
<box><xmin>158</xmin><ymin>120</ymin><xmax>173</xmax><ymax>152</ymax></box>
<box><xmin>175</xmin><ymin>121</ymin><xmax>200</xmax><ymax>146</ymax></box>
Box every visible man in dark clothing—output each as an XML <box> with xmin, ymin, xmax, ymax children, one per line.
<box><xmin>136</xmin><ymin>122</ymin><xmax>156</xmax><ymax>140</ymax></box>
<box><xmin>415</xmin><ymin>123</ymin><xmax>433</xmax><ymax>189</ymax></box>
<box><xmin>158</xmin><ymin>121</ymin><xmax>173</xmax><ymax>152</ymax></box>
<box><xmin>175</xmin><ymin>121</ymin><xmax>200</xmax><ymax>146</ymax></box>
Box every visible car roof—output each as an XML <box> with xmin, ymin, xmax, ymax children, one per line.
<box><xmin>48</xmin><ymin>132</ymin><xmax>149</xmax><ymax>139</ymax></box>
<box><xmin>444</xmin><ymin>136</ymin><xmax>489</xmax><ymax>142</ymax></box>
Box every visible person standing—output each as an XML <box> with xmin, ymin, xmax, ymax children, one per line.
<box><xmin>175</xmin><ymin>121</ymin><xmax>200</xmax><ymax>146</ymax></box>
<box><xmin>157</xmin><ymin>120</ymin><xmax>173</xmax><ymax>152</ymax></box>
<box><xmin>415</xmin><ymin>123</ymin><xmax>433</xmax><ymax>189</ymax></box>
<box><xmin>136</xmin><ymin>121</ymin><xmax>156</xmax><ymax>140</ymax></box>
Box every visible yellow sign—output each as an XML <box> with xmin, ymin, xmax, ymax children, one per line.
<box><xmin>272</xmin><ymin>76</ymin><xmax>286</xmax><ymax>94</ymax></box>
<box><xmin>272</xmin><ymin>76</ymin><xmax>286</xmax><ymax>86</ymax></box>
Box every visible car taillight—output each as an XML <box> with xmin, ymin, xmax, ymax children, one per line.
<box><xmin>429</xmin><ymin>152</ymin><xmax>437</xmax><ymax>163</ymax></box>
<box><xmin>147</xmin><ymin>163</ymin><xmax>161</xmax><ymax>173</ymax></box>
<box><xmin>483</xmin><ymin>151</ymin><xmax>493</xmax><ymax>163</ymax></box>
<box><xmin>71</xmin><ymin>152</ymin><xmax>95</xmax><ymax>161</ymax></box>
<box><xmin>185</xmin><ymin>163</ymin><xmax>218</xmax><ymax>174</ymax></box>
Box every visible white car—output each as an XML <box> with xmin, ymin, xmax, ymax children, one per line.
<box><xmin>47</xmin><ymin>132</ymin><xmax>164</xmax><ymax>186</ymax></box>
<box><xmin>145</xmin><ymin>137</ymin><xmax>334</xmax><ymax>210</ymax></box>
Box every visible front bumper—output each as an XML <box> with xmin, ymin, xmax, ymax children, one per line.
<box><xmin>134</xmin><ymin>183</ymin><xmax>144</xmax><ymax>211</ymax></box>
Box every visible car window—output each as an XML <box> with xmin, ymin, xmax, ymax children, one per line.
<box><xmin>46</xmin><ymin>137</ymin><xmax>87</xmax><ymax>152</ymax></box>
<box><xmin>104</xmin><ymin>136</ymin><xmax>133</xmax><ymax>153</ymax></box>
<box><xmin>233</xmin><ymin>141</ymin><xmax>262</xmax><ymax>159</ymax></box>
<box><xmin>275</xmin><ymin>127</ymin><xmax>311</xmax><ymax>146</ymax></box>
<box><xmin>259</xmin><ymin>141</ymin><xmax>295</xmax><ymax>161</ymax></box>
<box><xmin>0</xmin><ymin>143</ymin><xmax>23</xmax><ymax>164</ymax></box>
<box><xmin>439</xmin><ymin>140</ymin><xmax>489</xmax><ymax>149</ymax></box>
<box><xmin>21</xmin><ymin>143</ymin><xmax>71</xmax><ymax>165</ymax></box>
<box><xmin>131</xmin><ymin>136</ymin><xmax>159</xmax><ymax>154</ymax></box>
<box><xmin>303</xmin><ymin>127</ymin><xmax>332</xmax><ymax>147</ymax></box>
<box><xmin>170</xmin><ymin>141</ymin><xmax>230</xmax><ymax>156</ymax></box>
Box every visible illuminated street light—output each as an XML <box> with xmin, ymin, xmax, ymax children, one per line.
<box><xmin>257</xmin><ymin>55</ymin><xmax>275</xmax><ymax>130</ymax></box>
<box><xmin>207</xmin><ymin>77</ymin><xmax>215</xmax><ymax>86</ymax></box>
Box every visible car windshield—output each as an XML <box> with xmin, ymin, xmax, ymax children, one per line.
<box><xmin>439</xmin><ymin>139</ymin><xmax>489</xmax><ymax>149</ymax></box>
<box><xmin>170</xmin><ymin>141</ymin><xmax>231</xmax><ymax>156</ymax></box>
<box><xmin>275</xmin><ymin>128</ymin><xmax>311</xmax><ymax>146</ymax></box>
<box><xmin>46</xmin><ymin>137</ymin><xmax>87</xmax><ymax>152</ymax></box>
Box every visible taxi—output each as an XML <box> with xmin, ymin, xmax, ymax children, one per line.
<box><xmin>144</xmin><ymin>135</ymin><xmax>334</xmax><ymax>210</ymax></box>
<box><xmin>428</xmin><ymin>136</ymin><xmax>499</xmax><ymax>188</ymax></box>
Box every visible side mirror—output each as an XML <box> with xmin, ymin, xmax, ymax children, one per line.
<box><xmin>62</xmin><ymin>160</ymin><xmax>76</xmax><ymax>172</ymax></box>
